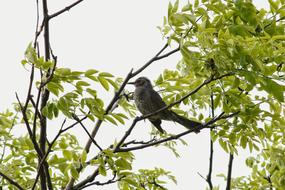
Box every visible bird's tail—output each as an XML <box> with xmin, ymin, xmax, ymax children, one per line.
<box><xmin>170</xmin><ymin>111</ymin><xmax>201</xmax><ymax>131</ymax></box>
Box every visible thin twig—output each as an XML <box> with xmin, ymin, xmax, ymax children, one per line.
<box><xmin>49</xmin><ymin>0</ymin><xmax>85</xmax><ymax>19</ymax></box>
<box><xmin>72</xmin><ymin>115</ymin><xmax>103</xmax><ymax>151</ymax></box>
<box><xmin>0</xmin><ymin>171</ymin><xmax>24</xmax><ymax>190</ymax></box>
<box><xmin>78</xmin><ymin>173</ymin><xmax>124</xmax><ymax>190</ymax></box>
<box><xmin>116</xmin><ymin>112</ymin><xmax>239</xmax><ymax>152</ymax></box>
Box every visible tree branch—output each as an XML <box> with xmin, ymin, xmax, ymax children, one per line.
<box><xmin>39</xmin><ymin>0</ymin><xmax>52</xmax><ymax>188</ymax></box>
<box><xmin>225</xmin><ymin>153</ymin><xmax>234</xmax><ymax>190</ymax></box>
<box><xmin>206</xmin><ymin>93</ymin><xmax>214</xmax><ymax>190</ymax></box>
<box><xmin>115</xmin><ymin>112</ymin><xmax>239</xmax><ymax>152</ymax></box>
<box><xmin>49</xmin><ymin>0</ymin><xmax>85</xmax><ymax>19</ymax></box>
<box><xmin>32</xmin><ymin>119</ymin><xmax>66</xmax><ymax>190</ymax></box>
<box><xmin>0</xmin><ymin>171</ymin><xmax>24</xmax><ymax>190</ymax></box>
<box><xmin>72</xmin><ymin>115</ymin><xmax>103</xmax><ymax>151</ymax></box>
<box><xmin>72</xmin><ymin>169</ymin><xmax>99</xmax><ymax>189</ymax></box>
<box><xmin>78</xmin><ymin>173</ymin><xmax>124</xmax><ymax>190</ymax></box>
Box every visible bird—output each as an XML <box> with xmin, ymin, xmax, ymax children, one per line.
<box><xmin>128</xmin><ymin>77</ymin><xmax>201</xmax><ymax>133</ymax></box>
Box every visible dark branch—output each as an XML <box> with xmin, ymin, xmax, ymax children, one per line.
<box><xmin>32</xmin><ymin>119</ymin><xmax>66</xmax><ymax>190</ymax></box>
<box><xmin>72</xmin><ymin>169</ymin><xmax>99</xmax><ymax>189</ymax></box>
<box><xmin>0</xmin><ymin>171</ymin><xmax>24</xmax><ymax>190</ymax></box>
<box><xmin>115</xmin><ymin>112</ymin><xmax>239</xmax><ymax>152</ymax></box>
<box><xmin>206</xmin><ymin>93</ymin><xmax>214</xmax><ymax>190</ymax></box>
<box><xmin>49</xmin><ymin>0</ymin><xmax>85</xmax><ymax>19</ymax></box>
<box><xmin>72</xmin><ymin>115</ymin><xmax>103</xmax><ymax>151</ymax></box>
<box><xmin>226</xmin><ymin>153</ymin><xmax>234</xmax><ymax>190</ymax></box>
<box><xmin>114</xmin><ymin>117</ymin><xmax>141</xmax><ymax>152</ymax></box>
<box><xmin>131</xmin><ymin>43</ymin><xmax>168</xmax><ymax>76</ymax></box>
<box><xmin>78</xmin><ymin>173</ymin><xmax>124</xmax><ymax>190</ymax></box>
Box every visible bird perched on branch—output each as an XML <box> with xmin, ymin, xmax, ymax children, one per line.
<box><xmin>128</xmin><ymin>77</ymin><xmax>201</xmax><ymax>133</ymax></box>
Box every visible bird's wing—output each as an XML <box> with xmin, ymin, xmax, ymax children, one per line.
<box><xmin>149</xmin><ymin>89</ymin><xmax>167</xmax><ymax>111</ymax></box>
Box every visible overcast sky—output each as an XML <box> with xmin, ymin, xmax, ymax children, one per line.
<box><xmin>0</xmin><ymin>0</ymin><xmax>269</xmax><ymax>189</ymax></box>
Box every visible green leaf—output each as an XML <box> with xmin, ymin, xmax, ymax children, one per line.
<box><xmin>105</xmin><ymin>78</ymin><xmax>119</xmax><ymax>90</ymax></box>
<box><xmin>261</xmin><ymin>78</ymin><xmax>284</xmax><ymax>102</ymax></box>
<box><xmin>21</xmin><ymin>59</ymin><xmax>28</xmax><ymax>66</ymax></box>
<box><xmin>47</xmin><ymin>82</ymin><xmax>64</xmax><ymax>96</ymax></box>
<box><xmin>99</xmin><ymin>165</ymin><xmax>107</xmax><ymax>176</ymax></box>
<box><xmin>98</xmin><ymin>72</ymin><xmax>114</xmax><ymax>78</ymax></box>
<box><xmin>81</xmin><ymin>150</ymin><xmax>87</xmax><ymax>163</ymax></box>
<box><xmin>76</xmin><ymin>81</ymin><xmax>90</xmax><ymax>87</ymax></box>
<box><xmin>25</xmin><ymin>43</ymin><xmax>37</xmax><ymax>64</ymax></box>
<box><xmin>104</xmin><ymin>115</ymin><xmax>117</xmax><ymax>125</ymax></box>
<box><xmin>173</xmin><ymin>0</ymin><xmax>179</xmax><ymax>13</ymax></box>
<box><xmin>98</xmin><ymin>77</ymin><xmax>110</xmax><ymax>91</ymax></box>
<box><xmin>168</xmin><ymin>2</ymin><xmax>173</xmax><ymax>18</ymax></box>
<box><xmin>111</xmin><ymin>113</ymin><xmax>125</xmax><ymax>124</ymax></box>
<box><xmin>63</xmin><ymin>150</ymin><xmax>73</xmax><ymax>160</ymax></box>
<box><xmin>70</xmin><ymin>166</ymin><xmax>79</xmax><ymax>179</ymax></box>
<box><xmin>57</xmin><ymin>68</ymin><xmax>71</xmax><ymax>76</ymax></box>
<box><xmin>85</xmin><ymin>69</ymin><xmax>98</xmax><ymax>76</ymax></box>
<box><xmin>240</xmin><ymin>135</ymin><xmax>247</xmax><ymax>149</ymax></box>
<box><xmin>219</xmin><ymin>139</ymin><xmax>228</xmax><ymax>152</ymax></box>
<box><xmin>115</xmin><ymin>158</ymin><xmax>132</xmax><ymax>170</ymax></box>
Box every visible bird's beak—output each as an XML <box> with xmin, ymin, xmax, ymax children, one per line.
<box><xmin>127</xmin><ymin>81</ymin><xmax>135</xmax><ymax>85</ymax></box>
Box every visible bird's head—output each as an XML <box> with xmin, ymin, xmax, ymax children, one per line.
<box><xmin>128</xmin><ymin>77</ymin><xmax>153</xmax><ymax>89</ymax></box>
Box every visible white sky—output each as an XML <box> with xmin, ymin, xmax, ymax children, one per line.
<box><xmin>0</xmin><ymin>0</ymin><xmax>269</xmax><ymax>189</ymax></box>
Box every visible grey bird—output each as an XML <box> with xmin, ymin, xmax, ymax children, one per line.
<box><xmin>128</xmin><ymin>77</ymin><xmax>201</xmax><ymax>133</ymax></box>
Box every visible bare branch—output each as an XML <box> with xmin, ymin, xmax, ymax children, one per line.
<box><xmin>131</xmin><ymin>43</ymin><xmax>168</xmax><ymax>77</ymax></box>
<box><xmin>72</xmin><ymin>115</ymin><xmax>103</xmax><ymax>151</ymax></box>
<box><xmin>226</xmin><ymin>153</ymin><xmax>234</xmax><ymax>190</ymax></box>
<box><xmin>71</xmin><ymin>169</ymin><xmax>99</xmax><ymax>189</ymax></box>
<box><xmin>78</xmin><ymin>173</ymin><xmax>124</xmax><ymax>190</ymax></box>
<box><xmin>206</xmin><ymin>93</ymin><xmax>214</xmax><ymax>190</ymax></box>
<box><xmin>115</xmin><ymin>112</ymin><xmax>239</xmax><ymax>152</ymax></box>
<box><xmin>49</xmin><ymin>0</ymin><xmax>85</xmax><ymax>19</ymax></box>
<box><xmin>114</xmin><ymin>117</ymin><xmax>141</xmax><ymax>152</ymax></box>
<box><xmin>0</xmin><ymin>171</ymin><xmax>24</xmax><ymax>190</ymax></box>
